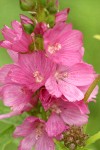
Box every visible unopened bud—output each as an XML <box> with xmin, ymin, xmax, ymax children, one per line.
<box><xmin>63</xmin><ymin>126</ymin><xmax>89</xmax><ymax>150</ymax></box>
<box><xmin>46</xmin><ymin>1</ymin><xmax>58</xmax><ymax>14</ymax></box>
<box><xmin>20</xmin><ymin>0</ymin><xmax>36</xmax><ymax>11</ymax></box>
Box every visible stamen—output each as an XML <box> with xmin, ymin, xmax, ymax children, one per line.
<box><xmin>33</xmin><ymin>71</ymin><xmax>44</xmax><ymax>83</ymax></box>
<box><xmin>35</xmin><ymin>123</ymin><xmax>44</xmax><ymax>140</ymax></box>
<box><xmin>51</xmin><ymin>105</ymin><xmax>61</xmax><ymax>114</ymax></box>
<box><xmin>55</xmin><ymin>71</ymin><xmax>68</xmax><ymax>80</ymax></box>
<box><xmin>48</xmin><ymin>43</ymin><xmax>61</xmax><ymax>54</ymax></box>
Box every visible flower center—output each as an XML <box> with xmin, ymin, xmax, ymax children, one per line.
<box><xmin>35</xmin><ymin>123</ymin><xmax>44</xmax><ymax>140</ymax></box>
<box><xmin>51</xmin><ymin>104</ymin><xmax>61</xmax><ymax>114</ymax></box>
<box><xmin>33</xmin><ymin>71</ymin><xmax>44</xmax><ymax>83</ymax></box>
<box><xmin>48</xmin><ymin>43</ymin><xmax>61</xmax><ymax>54</ymax></box>
<box><xmin>55</xmin><ymin>71</ymin><xmax>68</xmax><ymax>80</ymax></box>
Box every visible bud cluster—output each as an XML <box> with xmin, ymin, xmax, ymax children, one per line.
<box><xmin>63</xmin><ymin>126</ymin><xmax>89</xmax><ymax>150</ymax></box>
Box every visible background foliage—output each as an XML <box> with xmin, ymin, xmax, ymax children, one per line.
<box><xmin>0</xmin><ymin>0</ymin><xmax>100</xmax><ymax>149</ymax></box>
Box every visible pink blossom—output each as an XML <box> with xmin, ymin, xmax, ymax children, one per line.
<box><xmin>55</xmin><ymin>8</ymin><xmax>70</xmax><ymax>23</ymax></box>
<box><xmin>45</xmin><ymin>98</ymin><xmax>89</xmax><ymax>137</ymax></box>
<box><xmin>14</xmin><ymin>117</ymin><xmax>55</xmax><ymax>150</ymax></box>
<box><xmin>0</xmin><ymin>21</ymin><xmax>32</xmax><ymax>53</ymax></box>
<box><xmin>44</xmin><ymin>23</ymin><xmax>83</xmax><ymax>66</ymax></box>
<box><xmin>9</xmin><ymin>51</ymin><xmax>54</xmax><ymax>92</ymax></box>
<box><xmin>0</xmin><ymin>84</ymin><xmax>36</xmax><ymax>119</ymax></box>
<box><xmin>45</xmin><ymin>63</ymin><xmax>95</xmax><ymax>101</ymax></box>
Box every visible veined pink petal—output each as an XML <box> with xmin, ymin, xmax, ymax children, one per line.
<box><xmin>60</xmin><ymin>102</ymin><xmax>88</xmax><ymax>126</ymax></box>
<box><xmin>11</xmin><ymin>21</ymin><xmax>22</xmax><ymax>34</ymax></box>
<box><xmin>20</xmin><ymin>15</ymin><xmax>33</xmax><ymax>25</ymax></box>
<box><xmin>75</xmin><ymin>101</ymin><xmax>90</xmax><ymax>114</ymax></box>
<box><xmin>7</xmin><ymin>50</ymin><xmax>18</xmax><ymax>63</ymax></box>
<box><xmin>2</xmin><ymin>84</ymin><xmax>34</xmax><ymax>112</ymax></box>
<box><xmin>0</xmin><ymin>21</ymin><xmax>32</xmax><ymax>53</ymax></box>
<box><xmin>52</xmin><ymin>50</ymin><xmax>82</xmax><ymax>66</ymax></box>
<box><xmin>45</xmin><ymin>76</ymin><xmax>62</xmax><ymax>98</ymax></box>
<box><xmin>18</xmin><ymin>131</ymin><xmax>36</xmax><ymax>150</ymax></box>
<box><xmin>58</xmin><ymin>80</ymin><xmax>84</xmax><ymax>101</ymax></box>
<box><xmin>46</xmin><ymin>113</ymin><xmax>66</xmax><ymax>137</ymax></box>
<box><xmin>14</xmin><ymin>117</ymin><xmax>40</xmax><ymax>137</ymax></box>
<box><xmin>67</xmin><ymin>63</ymin><xmax>95</xmax><ymax>86</ymax></box>
<box><xmin>55</xmin><ymin>8</ymin><xmax>70</xmax><ymax>23</ymax></box>
<box><xmin>35</xmin><ymin>132</ymin><xmax>55</xmax><ymax>150</ymax></box>
<box><xmin>0</xmin><ymin>65</ymin><xmax>13</xmax><ymax>84</ymax></box>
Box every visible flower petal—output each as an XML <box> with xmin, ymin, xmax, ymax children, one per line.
<box><xmin>60</xmin><ymin>102</ymin><xmax>88</xmax><ymax>126</ymax></box>
<box><xmin>45</xmin><ymin>76</ymin><xmax>62</xmax><ymax>98</ymax></box>
<box><xmin>59</xmin><ymin>80</ymin><xmax>84</xmax><ymax>101</ymax></box>
<box><xmin>67</xmin><ymin>63</ymin><xmax>95</xmax><ymax>86</ymax></box>
<box><xmin>46</xmin><ymin>113</ymin><xmax>66</xmax><ymax>137</ymax></box>
<box><xmin>35</xmin><ymin>132</ymin><xmax>55</xmax><ymax>150</ymax></box>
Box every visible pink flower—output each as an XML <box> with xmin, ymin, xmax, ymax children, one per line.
<box><xmin>45</xmin><ymin>98</ymin><xmax>89</xmax><ymax>137</ymax></box>
<box><xmin>0</xmin><ymin>84</ymin><xmax>35</xmax><ymax>119</ymax></box>
<box><xmin>44</xmin><ymin>23</ymin><xmax>83</xmax><ymax>66</ymax></box>
<box><xmin>55</xmin><ymin>8</ymin><xmax>70</xmax><ymax>23</ymax></box>
<box><xmin>9</xmin><ymin>51</ymin><xmax>54</xmax><ymax>92</ymax></box>
<box><xmin>14</xmin><ymin>117</ymin><xmax>55</xmax><ymax>150</ymax></box>
<box><xmin>0</xmin><ymin>21</ymin><xmax>32</xmax><ymax>53</ymax></box>
<box><xmin>45</xmin><ymin>63</ymin><xmax>95</xmax><ymax>101</ymax></box>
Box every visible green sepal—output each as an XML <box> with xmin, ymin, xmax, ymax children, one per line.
<box><xmin>23</xmin><ymin>24</ymin><xmax>34</xmax><ymax>34</ymax></box>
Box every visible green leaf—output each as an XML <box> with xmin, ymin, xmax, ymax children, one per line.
<box><xmin>0</xmin><ymin>125</ymin><xmax>15</xmax><ymax>150</ymax></box>
<box><xmin>86</xmin><ymin>131</ymin><xmax>100</xmax><ymax>146</ymax></box>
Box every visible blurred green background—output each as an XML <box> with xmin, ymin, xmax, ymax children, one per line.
<box><xmin>0</xmin><ymin>0</ymin><xmax>100</xmax><ymax>150</ymax></box>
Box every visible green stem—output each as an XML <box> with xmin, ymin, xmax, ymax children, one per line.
<box><xmin>86</xmin><ymin>131</ymin><xmax>100</xmax><ymax>146</ymax></box>
<box><xmin>84</xmin><ymin>75</ymin><xmax>100</xmax><ymax>103</ymax></box>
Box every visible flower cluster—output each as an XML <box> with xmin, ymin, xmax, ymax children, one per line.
<box><xmin>0</xmin><ymin>5</ymin><xmax>98</xmax><ymax>150</ymax></box>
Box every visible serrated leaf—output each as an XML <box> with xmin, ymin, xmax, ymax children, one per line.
<box><xmin>86</xmin><ymin>131</ymin><xmax>100</xmax><ymax>146</ymax></box>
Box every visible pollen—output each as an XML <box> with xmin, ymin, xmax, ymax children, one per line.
<box><xmin>33</xmin><ymin>71</ymin><xmax>44</xmax><ymax>83</ymax></box>
<box><xmin>55</xmin><ymin>71</ymin><xmax>68</xmax><ymax>80</ymax></box>
<box><xmin>48</xmin><ymin>43</ymin><xmax>61</xmax><ymax>54</ymax></box>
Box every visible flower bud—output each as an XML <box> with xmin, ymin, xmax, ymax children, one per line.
<box><xmin>46</xmin><ymin>1</ymin><xmax>58</xmax><ymax>14</ymax></box>
<box><xmin>20</xmin><ymin>0</ymin><xmax>36</xmax><ymax>11</ymax></box>
<box><xmin>63</xmin><ymin>126</ymin><xmax>89</xmax><ymax>150</ymax></box>
<box><xmin>20</xmin><ymin>15</ymin><xmax>34</xmax><ymax>34</ymax></box>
